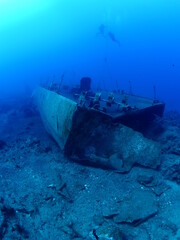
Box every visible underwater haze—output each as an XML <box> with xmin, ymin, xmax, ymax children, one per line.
<box><xmin>0</xmin><ymin>0</ymin><xmax>180</xmax><ymax>111</ymax></box>
<box><xmin>1</xmin><ymin>1</ymin><xmax>180</xmax><ymax>239</ymax></box>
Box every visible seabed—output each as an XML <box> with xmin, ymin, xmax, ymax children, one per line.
<box><xmin>0</xmin><ymin>94</ymin><xmax>180</xmax><ymax>239</ymax></box>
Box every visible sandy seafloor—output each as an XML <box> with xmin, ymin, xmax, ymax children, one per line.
<box><xmin>0</xmin><ymin>95</ymin><xmax>180</xmax><ymax>240</ymax></box>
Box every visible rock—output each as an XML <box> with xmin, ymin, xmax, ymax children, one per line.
<box><xmin>0</xmin><ymin>214</ymin><xmax>6</xmax><ymax>240</ymax></box>
<box><xmin>103</xmin><ymin>189</ymin><xmax>158</xmax><ymax>226</ymax></box>
<box><xmin>152</xmin><ymin>182</ymin><xmax>170</xmax><ymax>196</ymax></box>
<box><xmin>1</xmin><ymin>205</ymin><xmax>16</xmax><ymax>219</ymax></box>
<box><xmin>161</xmin><ymin>130</ymin><xmax>180</xmax><ymax>155</ymax></box>
<box><xmin>90</xmin><ymin>224</ymin><xmax>129</xmax><ymax>240</ymax></box>
<box><xmin>57</xmin><ymin>182</ymin><xmax>73</xmax><ymax>203</ymax></box>
<box><xmin>13</xmin><ymin>224</ymin><xmax>29</xmax><ymax>239</ymax></box>
<box><xmin>102</xmin><ymin>206</ymin><xmax>119</xmax><ymax>219</ymax></box>
<box><xmin>109</xmin><ymin>125</ymin><xmax>161</xmax><ymax>172</ymax></box>
<box><xmin>68</xmin><ymin>122</ymin><xmax>162</xmax><ymax>172</ymax></box>
<box><xmin>93</xmin><ymin>214</ymin><xmax>104</xmax><ymax>226</ymax></box>
<box><xmin>137</xmin><ymin>174</ymin><xmax>154</xmax><ymax>186</ymax></box>
<box><xmin>37</xmin><ymin>145</ymin><xmax>52</xmax><ymax>153</ymax></box>
<box><xmin>163</xmin><ymin>111</ymin><xmax>180</xmax><ymax>128</ymax></box>
<box><xmin>156</xmin><ymin>119</ymin><xmax>180</xmax><ymax>155</ymax></box>
<box><xmin>148</xmin><ymin>219</ymin><xmax>178</xmax><ymax>240</ymax></box>
<box><xmin>109</xmin><ymin>153</ymin><xmax>124</xmax><ymax>170</ymax></box>
<box><xmin>161</xmin><ymin>154</ymin><xmax>180</xmax><ymax>183</ymax></box>
<box><xmin>0</xmin><ymin>210</ymin><xmax>3</xmax><ymax>221</ymax></box>
<box><xmin>137</xmin><ymin>174</ymin><xmax>170</xmax><ymax>196</ymax></box>
<box><xmin>26</xmin><ymin>137</ymin><xmax>40</xmax><ymax>147</ymax></box>
<box><xmin>0</xmin><ymin>211</ymin><xmax>4</xmax><ymax>230</ymax></box>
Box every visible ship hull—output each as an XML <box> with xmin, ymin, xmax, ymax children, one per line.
<box><xmin>33</xmin><ymin>87</ymin><xmax>163</xmax><ymax>171</ymax></box>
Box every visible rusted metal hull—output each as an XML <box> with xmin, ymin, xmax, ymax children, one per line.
<box><xmin>33</xmin><ymin>87</ymin><xmax>78</xmax><ymax>149</ymax></box>
<box><xmin>33</xmin><ymin>87</ymin><xmax>163</xmax><ymax>171</ymax></box>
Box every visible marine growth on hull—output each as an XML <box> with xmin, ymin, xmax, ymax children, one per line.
<box><xmin>34</xmin><ymin>77</ymin><xmax>165</xmax><ymax>171</ymax></box>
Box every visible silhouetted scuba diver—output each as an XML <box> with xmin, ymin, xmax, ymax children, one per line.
<box><xmin>108</xmin><ymin>31</ymin><xmax>120</xmax><ymax>47</ymax></box>
<box><xmin>98</xmin><ymin>24</ymin><xmax>106</xmax><ymax>35</ymax></box>
<box><xmin>97</xmin><ymin>24</ymin><xmax>120</xmax><ymax>47</ymax></box>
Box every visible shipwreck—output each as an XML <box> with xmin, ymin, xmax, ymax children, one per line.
<box><xmin>33</xmin><ymin>77</ymin><xmax>165</xmax><ymax>171</ymax></box>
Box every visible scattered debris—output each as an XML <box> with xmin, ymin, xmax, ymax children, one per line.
<box><xmin>0</xmin><ymin>95</ymin><xmax>180</xmax><ymax>239</ymax></box>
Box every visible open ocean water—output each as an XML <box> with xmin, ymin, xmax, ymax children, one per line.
<box><xmin>0</xmin><ymin>1</ymin><xmax>180</xmax><ymax>239</ymax></box>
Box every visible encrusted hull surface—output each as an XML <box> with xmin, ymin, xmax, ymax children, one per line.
<box><xmin>33</xmin><ymin>87</ymin><xmax>77</xmax><ymax>149</ymax></box>
<box><xmin>33</xmin><ymin>87</ymin><xmax>162</xmax><ymax>171</ymax></box>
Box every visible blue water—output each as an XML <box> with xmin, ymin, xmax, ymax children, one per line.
<box><xmin>0</xmin><ymin>0</ymin><xmax>180</xmax><ymax>111</ymax></box>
